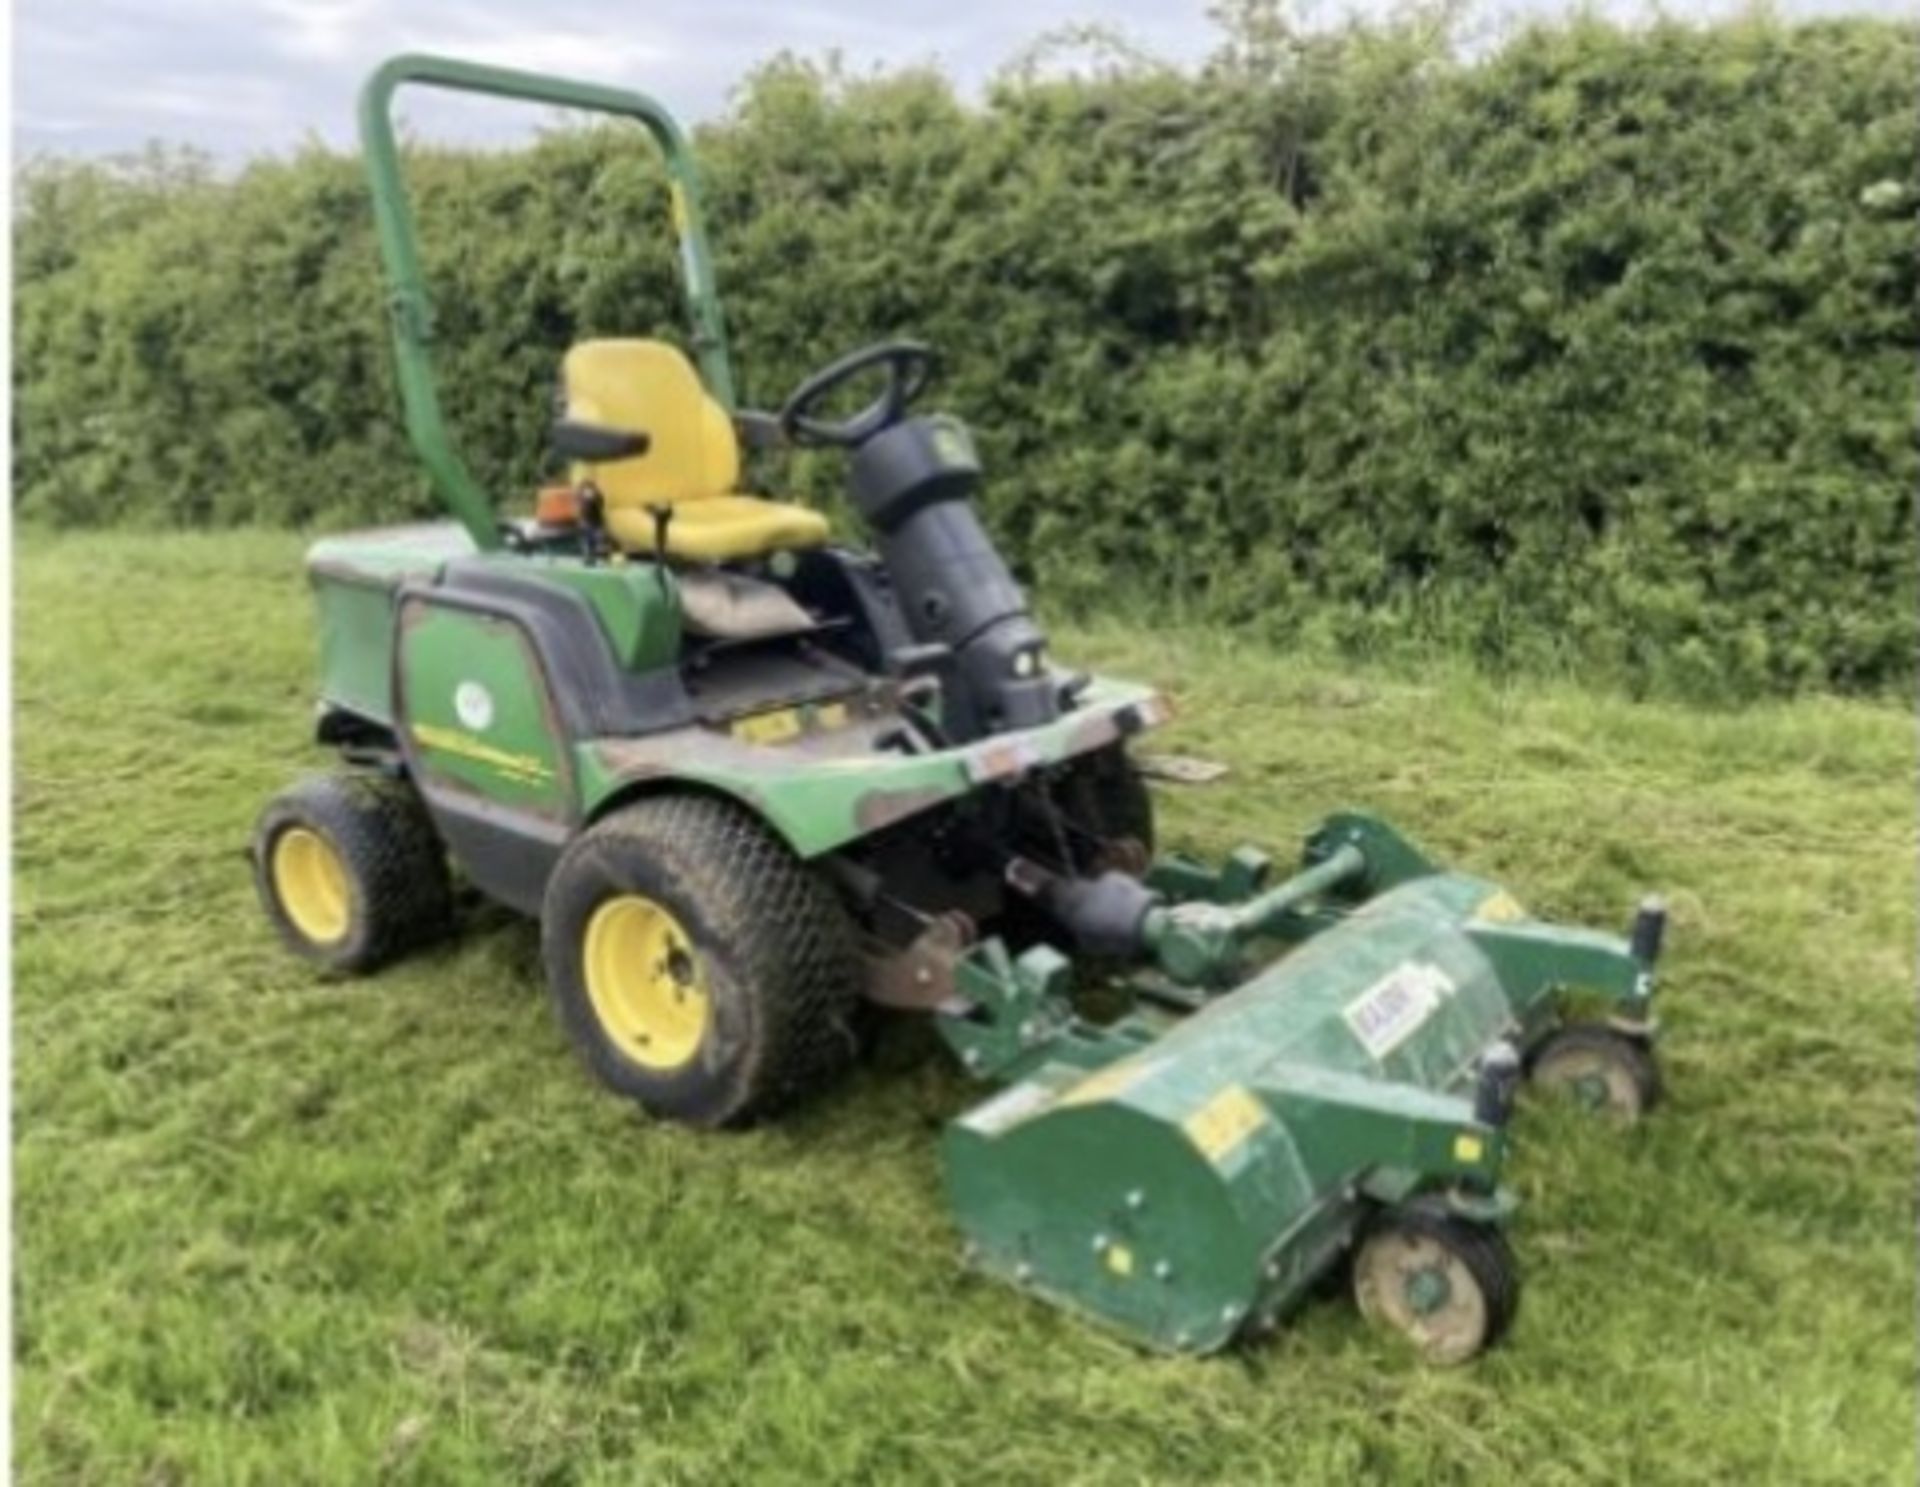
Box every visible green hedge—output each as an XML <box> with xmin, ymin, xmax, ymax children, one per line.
<box><xmin>13</xmin><ymin>10</ymin><xmax>1916</xmax><ymax>695</ymax></box>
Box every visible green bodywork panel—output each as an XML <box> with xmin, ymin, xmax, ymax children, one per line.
<box><xmin>575</xmin><ymin>675</ymin><xmax>1166</xmax><ymax>858</ymax></box>
<box><xmin>312</xmin><ymin>573</ymin><xmax>400</xmax><ymax>722</ymax></box>
<box><xmin>942</xmin><ymin>817</ymin><xmax>1659</xmax><ymax>1354</ymax></box>
<box><xmin>397</xmin><ymin>601</ymin><xmax>573</xmax><ymax>817</ymax></box>
<box><xmin>308</xmin><ymin>523</ymin><xmax>476</xmax><ymax>723</ymax></box>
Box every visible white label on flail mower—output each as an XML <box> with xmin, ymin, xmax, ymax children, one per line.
<box><xmin>1343</xmin><ymin>961</ymin><xmax>1458</xmax><ymax>1061</ymax></box>
<box><xmin>454</xmin><ymin>681</ymin><xmax>495</xmax><ymax>732</ymax></box>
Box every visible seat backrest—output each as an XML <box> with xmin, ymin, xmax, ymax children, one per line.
<box><xmin>560</xmin><ymin>339</ymin><xmax>740</xmax><ymax>509</ymax></box>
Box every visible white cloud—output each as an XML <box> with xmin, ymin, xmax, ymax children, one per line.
<box><xmin>117</xmin><ymin>76</ymin><xmax>288</xmax><ymax>124</ymax></box>
<box><xmin>13</xmin><ymin>0</ymin><xmax>1913</xmax><ymax>161</ymax></box>
<box><xmin>261</xmin><ymin>0</ymin><xmax>384</xmax><ymax>61</ymax></box>
<box><xmin>391</xmin><ymin>26</ymin><xmax>673</xmax><ymax>80</ymax></box>
<box><xmin>13</xmin><ymin>112</ymin><xmax>94</xmax><ymax>135</ymax></box>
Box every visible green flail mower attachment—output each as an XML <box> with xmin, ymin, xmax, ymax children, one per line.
<box><xmin>940</xmin><ymin>812</ymin><xmax>1666</xmax><ymax>1365</ymax></box>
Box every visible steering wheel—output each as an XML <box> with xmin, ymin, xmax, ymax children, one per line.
<box><xmin>779</xmin><ymin>340</ymin><xmax>938</xmax><ymax>449</ymax></box>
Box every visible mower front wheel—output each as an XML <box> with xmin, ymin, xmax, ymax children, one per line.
<box><xmin>1352</xmin><ymin>1203</ymin><xmax>1520</xmax><ymax>1366</ymax></box>
<box><xmin>542</xmin><ymin>793</ymin><xmax>861</xmax><ymax>1129</ymax></box>
<box><xmin>252</xmin><ymin>772</ymin><xmax>453</xmax><ymax>975</ymax></box>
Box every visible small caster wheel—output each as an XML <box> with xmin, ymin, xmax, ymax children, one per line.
<box><xmin>1528</xmin><ymin>1025</ymin><xmax>1662</xmax><ymax>1122</ymax></box>
<box><xmin>1352</xmin><ymin>1203</ymin><xmax>1520</xmax><ymax>1366</ymax></box>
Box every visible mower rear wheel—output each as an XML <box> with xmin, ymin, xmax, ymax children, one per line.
<box><xmin>542</xmin><ymin>793</ymin><xmax>861</xmax><ymax>1128</ymax></box>
<box><xmin>1528</xmin><ymin>1025</ymin><xmax>1662</xmax><ymax>1123</ymax></box>
<box><xmin>252</xmin><ymin>772</ymin><xmax>453</xmax><ymax>974</ymax></box>
<box><xmin>1352</xmin><ymin>1204</ymin><xmax>1520</xmax><ymax>1366</ymax></box>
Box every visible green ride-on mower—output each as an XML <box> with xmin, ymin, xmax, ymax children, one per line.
<box><xmin>253</xmin><ymin>54</ymin><xmax>1672</xmax><ymax>1366</ymax></box>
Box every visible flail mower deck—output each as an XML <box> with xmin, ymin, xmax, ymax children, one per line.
<box><xmin>253</xmin><ymin>53</ymin><xmax>1671</xmax><ymax>1366</ymax></box>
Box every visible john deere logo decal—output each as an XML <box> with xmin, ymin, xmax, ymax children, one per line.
<box><xmin>454</xmin><ymin>681</ymin><xmax>495</xmax><ymax>732</ymax></box>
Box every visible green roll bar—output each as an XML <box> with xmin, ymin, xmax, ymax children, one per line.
<box><xmin>357</xmin><ymin>53</ymin><xmax>736</xmax><ymax>551</ymax></box>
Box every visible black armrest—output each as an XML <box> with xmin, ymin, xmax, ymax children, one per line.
<box><xmin>552</xmin><ymin>418</ymin><xmax>650</xmax><ymax>463</ymax></box>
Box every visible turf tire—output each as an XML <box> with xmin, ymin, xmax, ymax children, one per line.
<box><xmin>541</xmin><ymin>792</ymin><xmax>862</xmax><ymax>1129</ymax></box>
<box><xmin>252</xmin><ymin>771</ymin><xmax>453</xmax><ymax>975</ymax></box>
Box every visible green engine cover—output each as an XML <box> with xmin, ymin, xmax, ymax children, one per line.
<box><xmin>306</xmin><ymin>522</ymin><xmax>684</xmax><ymax>733</ymax></box>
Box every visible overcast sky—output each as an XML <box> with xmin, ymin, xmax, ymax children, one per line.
<box><xmin>13</xmin><ymin>0</ymin><xmax>1906</xmax><ymax>161</ymax></box>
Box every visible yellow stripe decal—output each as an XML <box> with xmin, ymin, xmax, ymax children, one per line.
<box><xmin>412</xmin><ymin>723</ymin><xmax>553</xmax><ymax>783</ymax></box>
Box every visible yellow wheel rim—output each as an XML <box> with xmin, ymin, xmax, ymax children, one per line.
<box><xmin>583</xmin><ymin>894</ymin><xmax>710</xmax><ymax>1070</ymax></box>
<box><xmin>271</xmin><ymin>826</ymin><xmax>352</xmax><ymax>945</ymax></box>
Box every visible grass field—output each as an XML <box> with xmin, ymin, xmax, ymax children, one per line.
<box><xmin>14</xmin><ymin>529</ymin><xmax>1916</xmax><ymax>1485</ymax></box>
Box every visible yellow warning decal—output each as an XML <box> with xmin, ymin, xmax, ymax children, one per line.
<box><xmin>1453</xmin><ymin>1133</ymin><xmax>1486</xmax><ymax>1165</ymax></box>
<box><xmin>1183</xmin><ymin>1085</ymin><xmax>1269</xmax><ymax>1165</ymax></box>
<box><xmin>412</xmin><ymin>724</ymin><xmax>553</xmax><ymax>784</ymax></box>
<box><xmin>1105</xmin><ymin>1243</ymin><xmax>1135</xmax><ymax>1277</ymax></box>
<box><xmin>1475</xmin><ymin>890</ymin><xmax>1528</xmax><ymax>924</ymax></box>
<box><xmin>731</xmin><ymin>701</ymin><xmax>857</xmax><ymax>747</ymax></box>
<box><xmin>733</xmin><ymin>708</ymin><xmax>804</xmax><ymax>746</ymax></box>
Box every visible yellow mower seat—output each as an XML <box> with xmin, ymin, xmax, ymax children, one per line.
<box><xmin>560</xmin><ymin>338</ymin><xmax>829</xmax><ymax>563</ymax></box>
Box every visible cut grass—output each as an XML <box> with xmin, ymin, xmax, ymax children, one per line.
<box><xmin>14</xmin><ymin>529</ymin><xmax>1916</xmax><ymax>1485</ymax></box>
